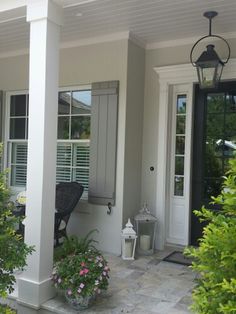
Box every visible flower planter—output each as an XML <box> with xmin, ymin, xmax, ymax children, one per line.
<box><xmin>65</xmin><ymin>293</ymin><xmax>95</xmax><ymax>310</ymax></box>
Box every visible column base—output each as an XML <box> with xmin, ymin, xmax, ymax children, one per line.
<box><xmin>17</xmin><ymin>277</ymin><xmax>55</xmax><ymax>309</ymax></box>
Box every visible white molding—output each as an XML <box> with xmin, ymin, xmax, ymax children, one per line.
<box><xmin>154</xmin><ymin>59</ymin><xmax>236</xmax><ymax>83</ymax></box>
<box><xmin>147</xmin><ymin>31</ymin><xmax>236</xmax><ymax>50</ymax></box>
<box><xmin>61</xmin><ymin>31</ymin><xmax>146</xmax><ymax>50</ymax></box>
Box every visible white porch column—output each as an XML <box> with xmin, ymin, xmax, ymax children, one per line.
<box><xmin>18</xmin><ymin>0</ymin><xmax>63</xmax><ymax>309</ymax></box>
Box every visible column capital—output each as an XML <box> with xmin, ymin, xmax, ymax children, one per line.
<box><xmin>27</xmin><ymin>0</ymin><xmax>63</xmax><ymax>26</ymax></box>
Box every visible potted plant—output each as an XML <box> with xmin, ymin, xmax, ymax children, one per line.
<box><xmin>52</xmin><ymin>249</ymin><xmax>110</xmax><ymax>310</ymax></box>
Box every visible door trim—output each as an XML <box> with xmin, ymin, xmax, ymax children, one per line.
<box><xmin>154</xmin><ymin>59</ymin><xmax>236</xmax><ymax>249</ymax></box>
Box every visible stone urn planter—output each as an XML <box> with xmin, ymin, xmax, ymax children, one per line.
<box><xmin>52</xmin><ymin>248</ymin><xmax>110</xmax><ymax>311</ymax></box>
<box><xmin>65</xmin><ymin>293</ymin><xmax>96</xmax><ymax>310</ymax></box>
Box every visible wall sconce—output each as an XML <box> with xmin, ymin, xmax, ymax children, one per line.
<box><xmin>190</xmin><ymin>11</ymin><xmax>230</xmax><ymax>89</ymax></box>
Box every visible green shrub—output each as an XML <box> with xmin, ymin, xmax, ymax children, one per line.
<box><xmin>185</xmin><ymin>158</ymin><xmax>236</xmax><ymax>314</ymax></box>
<box><xmin>0</xmin><ymin>304</ymin><xmax>16</xmax><ymax>314</ymax></box>
<box><xmin>0</xmin><ymin>144</ymin><xmax>34</xmax><ymax>299</ymax></box>
<box><xmin>54</xmin><ymin>230</ymin><xmax>99</xmax><ymax>262</ymax></box>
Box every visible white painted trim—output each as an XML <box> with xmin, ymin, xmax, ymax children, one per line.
<box><xmin>154</xmin><ymin>59</ymin><xmax>236</xmax><ymax>82</ymax></box>
<box><xmin>147</xmin><ymin>31</ymin><xmax>236</xmax><ymax>50</ymax></box>
<box><xmin>60</xmin><ymin>32</ymin><xmax>131</xmax><ymax>49</ymax></box>
<box><xmin>61</xmin><ymin>31</ymin><xmax>146</xmax><ymax>50</ymax></box>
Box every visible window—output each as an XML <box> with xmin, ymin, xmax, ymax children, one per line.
<box><xmin>6</xmin><ymin>87</ymin><xmax>91</xmax><ymax>198</ymax></box>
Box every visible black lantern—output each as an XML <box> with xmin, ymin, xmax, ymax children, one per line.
<box><xmin>190</xmin><ymin>11</ymin><xmax>230</xmax><ymax>89</ymax></box>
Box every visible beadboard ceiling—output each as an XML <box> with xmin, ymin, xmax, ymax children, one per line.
<box><xmin>1</xmin><ymin>0</ymin><xmax>236</xmax><ymax>55</ymax></box>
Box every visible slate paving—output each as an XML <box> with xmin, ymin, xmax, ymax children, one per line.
<box><xmin>42</xmin><ymin>248</ymin><xmax>196</xmax><ymax>314</ymax></box>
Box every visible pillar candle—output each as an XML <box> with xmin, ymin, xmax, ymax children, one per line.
<box><xmin>125</xmin><ymin>241</ymin><xmax>133</xmax><ymax>257</ymax></box>
<box><xmin>140</xmin><ymin>235</ymin><xmax>151</xmax><ymax>251</ymax></box>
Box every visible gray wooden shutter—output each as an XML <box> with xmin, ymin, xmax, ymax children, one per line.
<box><xmin>88</xmin><ymin>81</ymin><xmax>118</xmax><ymax>206</ymax></box>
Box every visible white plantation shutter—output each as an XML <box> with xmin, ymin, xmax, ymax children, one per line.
<box><xmin>89</xmin><ymin>81</ymin><xmax>118</xmax><ymax>205</ymax></box>
<box><xmin>73</xmin><ymin>144</ymin><xmax>90</xmax><ymax>193</ymax></box>
<box><xmin>11</xmin><ymin>142</ymin><xmax>28</xmax><ymax>186</ymax></box>
<box><xmin>56</xmin><ymin>143</ymin><xmax>90</xmax><ymax>196</ymax></box>
<box><xmin>56</xmin><ymin>143</ymin><xmax>72</xmax><ymax>182</ymax></box>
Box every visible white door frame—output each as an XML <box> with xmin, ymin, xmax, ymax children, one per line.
<box><xmin>154</xmin><ymin>60</ymin><xmax>236</xmax><ymax>249</ymax></box>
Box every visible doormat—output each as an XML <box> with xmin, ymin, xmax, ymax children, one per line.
<box><xmin>163</xmin><ymin>251</ymin><xmax>192</xmax><ymax>266</ymax></box>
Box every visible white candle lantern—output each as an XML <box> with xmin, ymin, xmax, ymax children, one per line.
<box><xmin>121</xmin><ymin>218</ymin><xmax>137</xmax><ymax>260</ymax></box>
<box><xmin>134</xmin><ymin>203</ymin><xmax>158</xmax><ymax>255</ymax></box>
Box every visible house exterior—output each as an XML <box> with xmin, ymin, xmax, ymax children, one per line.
<box><xmin>1</xmin><ymin>0</ymin><xmax>236</xmax><ymax>311</ymax></box>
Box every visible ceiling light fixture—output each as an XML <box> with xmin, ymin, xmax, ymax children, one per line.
<box><xmin>190</xmin><ymin>11</ymin><xmax>231</xmax><ymax>89</ymax></box>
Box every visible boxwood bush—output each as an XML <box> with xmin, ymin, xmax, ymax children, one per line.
<box><xmin>185</xmin><ymin>158</ymin><xmax>236</xmax><ymax>314</ymax></box>
<box><xmin>0</xmin><ymin>144</ymin><xmax>33</xmax><ymax>302</ymax></box>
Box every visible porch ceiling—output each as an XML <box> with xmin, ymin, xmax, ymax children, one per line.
<box><xmin>1</xmin><ymin>0</ymin><xmax>236</xmax><ymax>55</ymax></box>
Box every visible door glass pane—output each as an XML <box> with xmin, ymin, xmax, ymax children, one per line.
<box><xmin>177</xmin><ymin>95</ymin><xmax>186</xmax><ymax>113</ymax></box>
<box><xmin>176</xmin><ymin>116</ymin><xmax>186</xmax><ymax>134</ymax></box>
<box><xmin>207</xmin><ymin>93</ymin><xmax>224</xmax><ymax>113</ymax></box>
<box><xmin>225</xmin><ymin>113</ymin><xmax>236</xmax><ymax>136</ymax></box>
<box><xmin>174</xmin><ymin>176</ymin><xmax>184</xmax><ymax>196</ymax></box>
<box><xmin>204</xmin><ymin>91</ymin><xmax>236</xmax><ymax>201</ymax></box>
<box><xmin>225</xmin><ymin>92</ymin><xmax>236</xmax><ymax>112</ymax></box>
<box><xmin>206</xmin><ymin>114</ymin><xmax>224</xmax><ymax>139</ymax></box>
<box><xmin>175</xmin><ymin>156</ymin><xmax>184</xmax><ymax>175</ymax></box>
<box><xmin>174</xmin><ymin>94</ymin><xmax>187</xmax><ymax>196</ymax></box>
<box><xmin>175</xmin><ymin>136</ymin><xmax>185</xmax><ymax>155</ymax></box>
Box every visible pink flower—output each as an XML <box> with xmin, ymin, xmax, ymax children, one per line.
<box><xmin>57</xmin><ymin>278</ymin><xmax>62</xmax><ymax>283</ymax></box>
<box><xmin>67</xmin><ymin>289</ymin><xmax>72</xmax><ymax>296</ymax></box>
<box><xmin>77</xmin><ymin>288</ymin><xmax>82</xmax><ymax>294</ymax></box>
<box><xmin>83</xmin><ymin>268</ymin><xmax>89</xmax><ymax>274</ymax></box>
<box><xmin>104</xmin><ymin>266</ymin><xmax>109</xmax><ymax>271</ymax></box>
<box><xmin>103</xmin><ymin>271</ymin><xmax>107</xmax><ymax>276</ymax></box>
<box><xmin>81</xmin><ymin>262</ymin><xmax>86</xmax><ymax>267</ymax></box>
<box><xmin>80</xmin><ymin>283</ymin><xmax>85</xmax><ymax>289</ymax></box>
<box><xmin>79</xmin><ymin>270</ymin><xmax>84</xmax><ymax>276</ymax></box>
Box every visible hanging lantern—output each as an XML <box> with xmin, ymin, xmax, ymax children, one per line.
<box><xmin>121</xmin><ymin>218</ymin><xmax>137</xmax><ymax>260</ymax></box>
<box><xmin>190</xmin><ymin>11</ymin><xmax>230</xmax><ymax>89</ymax></box>
<box><xmin>134</xmin><ymin>203</ymin><xmax>157</xmax><ymax>255</ymax></box>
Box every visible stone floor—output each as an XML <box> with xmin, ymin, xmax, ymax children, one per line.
<box><xmin>42</xmin><ymin>248</ymin><xmax>196</xmax><ymax>314</ymax></box>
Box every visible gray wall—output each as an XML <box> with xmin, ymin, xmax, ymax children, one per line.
<box><xmin>122</xmin><ymin>40</ymin><xmax>145</xmax><ymax>227</ymax></box>
<box><xmin>0</xmin><ymin>40</ymin><xmax>129</xmax><ymax>255</ymax></box>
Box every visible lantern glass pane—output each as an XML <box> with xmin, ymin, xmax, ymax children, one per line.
<box><xmin>198</xmin><ymin>66</ymin><xmax>216</xmax><ymax>88</ymax></box>
<box><xmin>137</xmin><ymin>222</ymin><xmax>155</xmax><ymax>251</ymax></box>
<box><xmin>216</xmin><ymin>63</ymin><xmax>223</xmax><ymax>82</ymax></box>
<box><xmin>124</xmin><ymin>238</ymin><xmax>134</xmax><ymax>258</ymax></box>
